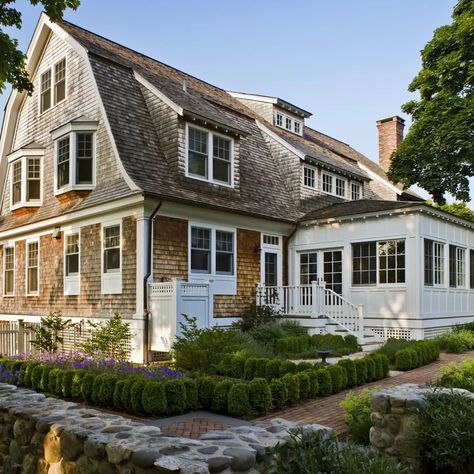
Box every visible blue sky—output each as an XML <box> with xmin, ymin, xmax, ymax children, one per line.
<box><xmin>0</xmin><ymin>0</ymin><xmax>459</xmax><ymax>198</ymax></box>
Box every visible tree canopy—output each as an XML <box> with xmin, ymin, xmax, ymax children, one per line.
<box><xmin>426</xmin><ymin>200</ymin><xmax>474</xmax><ymax>222</ymax></box>
<box><xmin>388</xmin><ymin>0</ymin><xmax>474</xmax><ymax>204</ymax></box>
<box><xmin>0</xmin><ymin>0</ymin><xmax>80</xmax><ymax>95</ymax></box>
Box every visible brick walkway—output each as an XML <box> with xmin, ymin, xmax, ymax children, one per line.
<box><xmin>158</xmin><ymin>351</ymin><xmax>474</xmax><ymax>438</ymax></box>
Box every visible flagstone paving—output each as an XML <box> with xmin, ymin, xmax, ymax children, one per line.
<box><xmin>158</xmin><ymin>351</ymin><xmax>474</xmax><ymax>438</ymax></box>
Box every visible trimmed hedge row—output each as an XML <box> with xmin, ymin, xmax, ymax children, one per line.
<box><xmin>394</xmin><ymin>340</ymin><xmax>440</xmax><ymax>371</ymax></box>
<box><xmin>0</xmin><ymin>353</ymin><xmax>389</xmax><ymax>419</ymax></box>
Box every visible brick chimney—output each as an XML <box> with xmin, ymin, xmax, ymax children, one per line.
<box><xmin>376</xmin><ymin>116</ymin><xmax>405</xmax><ymax>172</ymax></box>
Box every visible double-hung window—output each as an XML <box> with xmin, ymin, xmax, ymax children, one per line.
<box><xmin>335</xmin><ymin>177</ymin><xmax>346</xmax><ymax>197</ymax></box>
<box><xmin>285</xmin><ymin>117</ymin><xmax>292</xmax><ymax>130</ymax></box>
<box><xmin>322</xmin><ymin>173</ymin><xmax>333</xmax><ymax>194</ymax></box>
<box><xmin>26</xmin><ymin>241</ymin><xmax>39</xmax><ymax>295</ymax></box>
<box><xmin>449</xmin><ymin>245</ymin><xmax>466</xmax><ymax>288</ymax></box>
<box><xmin>299</xmin><ymin>252</ymin><xmax>318</xmax><ymax>285</ymax></box>
<box><xmin>303</xmin><ymin>166</ymin><xmax>316</xmax><ymax>188</ymax></box>
<box><xmin>294</xmin><ymin>121</ymin><xmax>301</xmax><ymax>135</ymax></box>
<box><xmin>187</xmin><ymin>125</ymin><xmax>233</xmax><ymax>186</ymax></box>
<box><xmin>470</xmin><ymin>250</ymin><xmax>474</xmax><ymax>289</ymax></box>
<box><xmin>104</xmin><ymin>225</ymin><xmax>121</xmax><ymax>274</ymax></box>
<box><xmin>64</xmin><ymin>232</ymin><xmax>80</xmax><ymax>296</ymax></box>
<box><xmin>424</xmin><ymin>239</ymin><xmax>444</xmax><ymax>286</ymax></box>
<box><xmin>3</xmin><ymin>247</ymin><xmax>14</xmax><ymax>296</ymax></box>
<box><xmin>9</xmin><ymin>150</ymin><xmax>43</xmax><ymax>210</ymax></box>
<box><xmin>190</xmin><ymin>226</ymin><xmax>235</xmax><ymax>276</ymax></box>
<box><xmin>52</xmin><ymin>120</ymin><xmax>97</xmax><ymax>194</ymax></box>
<box><xmin>352</xmin><ymin>240</ymin><xmax>405</xmax><ymax>286</ymax></box>
<box><xmin>40</xmin><ymin>58</ymin><xmax>66</xmax><ymax>113</ymax></box>
<box><xmin>275</xmin><ymin>113</ymin><xmax>283</xmax><ymax>127</ymax></box>
<box><xmin>351</xmin><ymin>183</ymin><xmax>362</xmax><ymax>200</ymax></box>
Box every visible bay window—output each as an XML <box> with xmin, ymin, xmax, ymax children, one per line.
<box><xmin>9</xmin><ymin>151</ymin><xmax>43</xmax><ymax>209</ymax></box>
<box><xmin>187</xmin><ymin>125</ymin><xmax>233</xmax><ymax>186</ymax></box>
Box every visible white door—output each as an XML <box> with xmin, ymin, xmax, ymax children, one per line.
<box><xmin>261</xmin><ymin>234</ymin><xmax>282</xmax><ymax>287</ymax></box>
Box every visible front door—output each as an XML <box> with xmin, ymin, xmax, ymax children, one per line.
<box><xmin>260</xmin><ymin>234</ymin><xmax>282</xmax><ymax>287</ymax></box>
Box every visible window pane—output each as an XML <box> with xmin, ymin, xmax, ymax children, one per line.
<box><xmin>378</xmin><ymin>240</ymin><xmax>405</xmax><ymax>284</ymax></box>
<box><xmin>4</xmin><ymin>247</ymin><xmax>14</xmax><ymax>295</ymax></box>
<box><xmin>27</xmin><ymin>242</ymin><xmax>38</xmax><ymax>294</ymax></box>
<box><xmin>352</xmin><ymin>242</ymin><xmax>376</xmax><ymax>285</ymax></box>
<box><xmin>188</xmin><ymin>127</ymin><xmax>208</xmax><ymax>178</ymax></box>
<box><xmin>213</xmin><ymin>158</ymin><xmax>230</xmax><ymax>184</ymax></box>
<box><xmin>57</xmin><ymin>137</ymin><xmax>70</xmax><ymax>188</ymax></box>
<box><xmin>335</xmin><ymin>178</ymin><xmax>346</xmax><ymax>197</ymax></box>
<box><xmin>265</xmin><ymin>253</ymin><xmax>278</xmax><ymax>286</ymax></box>
<box><xmin>216</xmin><ymin>230</ymin><xmax>233</xmax><ymax>274</ymax></box>
<box><xmin>304</xmin><ymin>167</ymin><xmax>315</xmax><ymax>188</ymax></box>
<box><xmin>300</xmin><ymin>252</ymin><xmax>317</xmax><ymax>285</ymax></box>
<box><xmin>191</xmin><ymin>250</ymin><xmax>210</xmax><ymax>273</ymax></box>
<box><xmin>191</xmin><ymin>227</ymin><xmax>210</xmax><ymax>273</ymax></box>
<box><xmin>76</xmin><ymin>133</ymin><xmax>93</xmax><ymax>184</ymax></box>
<box><xmin>188</xmin><ymin>152</ymin><xmax>207</xmax><ymax>178</ymax></box>
<box><xmin>54</xmin><ymin>59</ymin><xmax>66</xmax><ymax>104</ymax></box>
<box><xmin>12</xmin><ymin>161</ymin><xmax>22</xmax><ymax>205</ymax></box>
<box><xmin>26</xmin><ymin>158</ymin><xmax>41</xmax><ymax>201</ymax></box>
<box><xmin>40</xmin><ymin>70</ymin><xmax>51</xmax><ymax>113</ymax></box>
<box><xmin>449</xmin><ymin>245</ymin><xmax>456</xmax><ymax>287</ymax></box>
<box><xmin>104</xmin><ymin>226</ymin><xmax>120</xmax><ymax>273</ymax></box>
<box><xmin>322</xmin><ymin>174</ymin><xmax>332</xmax><ymax>193</ymax></box>
<box><xmin>66</xmin><ymin>234</ymin><xmax>79</xmax><ymax>276</ymax></box>
<box><xmin>424</xmin><ymin>239</ymin><xmax>433</xmax><ymax>286</ymax></box>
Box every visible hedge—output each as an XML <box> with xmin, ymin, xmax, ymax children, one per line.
<box><xmin>131</xmin><ymin>378</ymin><xmax>146</xmax><ymax>414</ymax></box>
<box><xmin>295</xmin><ymin>372</ymin><xmax>311</xmax><ymax>400</ymax></box>
<box><xmin>338</xmin><ymin>359</ymin><xmax>357</xmax><ymax>388</ymax></box>
<box><xmin>316</xmin><ymin>368</ymin><xmax>333</xmax><ymax>396</ymax></box>
<box><xmin>282</xmin><ymin>373</ymin><xmax>300</xmax><ymax>405</ymax></box>
<box><xmin>394</xmin><ymin>340</ymin><xmax>439</xmax><ymax>371</ymax></box>
<box><xmin>113</xmin><ymin>379</ymin><xmax>126</xmax><ymax>410</ymax></box>
<box><xmin>227</xmin><ymin>383</ymin><xmax>251</xmax><ymax>417</ymax></box>
<box><xmin>270</xmin><ymin>378</ymin><xmax>288</xmax><ymax>409</ymax></box>
<box><xmin>142</xmin><ymin>381</ymin><xmax>167</xmax><ymax>415</ymax></box>
<box><xmin>198</xmin><ymin>376</ymin><xmax>217</xmax><ymax>409</ymax></box>
<box><xmin>265</xmin><ymin>359</ymin><xmax>282</xmax><ymax>381</ymax></box>
<box><xmin>183</xmin><ymin>378</ymin><xmax>200</xmax><ymax>411</ymax></box>
<box><xmin>212</xmin><ymin>380</ymin><xmax>235</xmax><ymax>413</ymax></box>
<box><xmin>328</xmin><ymin>365</ymin><xmax>344</xmax><ymax>393</ymax></box>
<box><xmin>248</xmin><ymin>378</ymin><xmax>272</xmax><ymax>414</ymax></box>
<box><xmin>164</xmin><ymin>380</ymin><xmax>186</xmax><ymax>415</ymax></box>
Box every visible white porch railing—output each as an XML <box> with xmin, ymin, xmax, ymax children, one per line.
<box><xmin>256</xmin><ymin>281</ymin><xmax>364</xmax><ymax>340</ymax></box>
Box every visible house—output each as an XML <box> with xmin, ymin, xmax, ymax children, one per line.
<box><xmin>0</xmin><ymin>14</ymin><xmax>473</xmax><ymax>363</ymax></box>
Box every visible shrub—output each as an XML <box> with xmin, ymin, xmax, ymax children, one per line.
<box><xmin>81</xmin><ymin>372</ymin><xmax>97</xmax><ymax>403</ymax></box>
<box><xmin>113</xmin><ymin>379</ymin><xmax>126</xmax><ymax>409</ymax></box>
<box><xmin>198</xmin><ymin>376</ymin><xmax>217</xmax><ymax>409</ymax></box>
<box><xmin>227</xmin><ymin>383</ymin><xmax>251</xmax><ymax>417</ymax></box>
<box><xmin>236</xmin><ymin>303</ymin><xmax>280</xmax><ymax>331</ymax></box>
<box><xmin>369</xmin><ymin>354</ymin><xmax>385</xmax><ymax>380</ymax></box>
<box><xmin>440</xmin><ymin>359</ymin><xmax>474</xmax><ymax>391</ymax></box>
<box><xmin>131</xmin><ymin>379</ymin><xmax>146</xmax><ymax>413</ymax></box>
<box><xmin>267</xmin><ymin>429</ymin><xmax>404</xmax><ymax>473</ymax></box>
<box><xmin>121</xmin><ymin>376</ymin><xmax>140</xmax><ymax>411</ymax></box>
<box><xmin>365</xmin><ymin>357</ymin><xmax>376</xmax><ymax>381</ymax></box>
<box><xmin>279</xmin><ymin>320</ymin><xmax>307</xmax><ymax>337</ymax></box>
<box><xmin>31</xmin><ymin>364</ymin><xmax>44</xmax><ymax>391</ymax></box>
<box><xmin>437</xmin><ymin>330</ymin><xmax>474</xmax><ymax>353</ymax></box>
<box><xmin>338</xmin><ymin>360</ymin><xmax>357</xmax><ymax>387</ymax></box>
<box><xmin>265</xmin><ymin>359</ymin><xmax>282</xmax><ymax>381</ymax></box>
<box><xmin>23</xmin><ymin>362</ymin><xmax>39</xmax><ymax>389</ymax></box>
<box><xmin>164</xmin><ymin>380</ymin><xmax>186</xmax><ymax>415</ymax></box>
<box><xmin>316</xmin><ymin>369</ymin><xmax>332</xmax><ymax>396</ymax></box>
<box><xmin>247</xmin><ymin>322</ymin><xmax>287</xmax><ymax>348</ymax></box>
<box><xmin>343</xmin><ymin>335</ymin><xmax>359</xmax><ymax>352</ymax></box>
<box><xmin>212</xmin><ymin>380</ymin><xmax>235</xmax><ymax>413</ymax></box>
<box><xmin>243</xmin><ymin>357</ymin><xmax>258</xmax><ymax>380</ymax></box>
<box><xmin>354</xmin><ymin>359</ymin><xmax>368</xmax><ymax>385</ymax></box>
<box><xmin>28</xmin><ymin>311</ymin><xmax>73</xmax><ymax>353</ymax></box>
<box><xmin>395</xmin><ymin>348</ymin><xmax>417</xmax><ymax>371</ymax></box>
<box><xmin>248</xmin><ymin>378</ymin><xmax>272</xmax><ymax>414</ymax></box>
<box><xmin>183</xmin><ymin>378</ymin><xmax>200</xmax><ymax>410</ymax></box>
<box><xmin>254</xmin><ymin>358</ymin><xmax>268</xmax><ymax>379</ymax></box>
<box><xmin>172</xmin><ymin>315</ymin><xmax>243</xmax><ymax>373</ymax></box>
<box><xmin>295</xmin><ymin>362</ymin><xmax>313</xmax><ymax>373</ymax></box>
<box><xmin>340</xmin><ymin>387</ymin><xmax>380</xmax><ymax>444</ymax></box>
<box><xmin>270</xmin><ymin>379</ymin><xmax>288</xmax><ymax>409</ymax></box>
<box><xmin>91</xmin><ymin>374</ymin><xmax>105</xmax><ymax>405</ymax></box>
<box><xmin>40</xmin><ymin>365</ymin><xmax>54</xmax><ymax>392</ymax></box>
<box><xmin>47</xmin><ymin>368</ymin><xmax>61</xmax><ymax>395</ymax></box>
<box><xmin>230</xmin><ymin>355</ymin><xmax>246</xmax><ymax>379</ymax></box>
<box><xmin>71</xmin><ymin>371</ymin><xmax>88</xmax><ymax>399</ymax></box>
<box><xmin>60</xmin><ymin>370</ymin><xmax>75</xmax><ymax>398</ymax></box>
<box><xmin>279</xmin><ymin>360</ymin><xmax>296</xmax><ymax>377</ymax></box>
<box><xmin>377</xmin><ymin>338</ymin><xmax>412</xmax><ymax>364</ymax></box>
<box><xmin>97</xmin><ymin>374</ymin><xmax>118</xmax><ymax>407</ymax></box>
<box><xmin>328</xmin><ymin>365</ymin><xmax>344</xmax><ymax>393</ymax></box>
<box><xmin>305</xmin><ymin>370</ymin><xmax>319</xmax><ymax>398</ymax></box>
<box><xmin>282</xmin><ymin>374</ymin><xmax>300</xmax><ymax>404</ymax></box>
<box><xmin>295</xmin><ymin>372</ymin><xmax>311</xmax><ymax>400</ymax></box>
<box><xmin>142</xmin><ymin>381</ymin><xmax>167</xmax><ymax>415</ymax></box>
<box><xmin>218</xmin><ymin>354</ymin><xmax>233</xmax><ymax>377</ymax></box>
<box><xmin>420</xmin><ymin>390</ymin><xmax>474</xmax><ymax>473</ymax></box>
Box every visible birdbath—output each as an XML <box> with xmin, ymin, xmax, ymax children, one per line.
<box><xmin>317</xmin><ymin>348</ymin><xmax>332</xmax><ymax>365</ymax></box>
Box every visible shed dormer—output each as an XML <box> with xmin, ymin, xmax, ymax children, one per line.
<box><xmin>227</xmin><ymin>92</ymin><xmax>312</xmax><ymax>136</ymax></box>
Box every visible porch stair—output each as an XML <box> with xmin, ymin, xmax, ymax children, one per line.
<box><xmin>324</xmin><ymin>320</ymin><xmax>384</xmax><ymax>352</ymax></box>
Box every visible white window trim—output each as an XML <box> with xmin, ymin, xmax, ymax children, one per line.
<box><xmin>52</xmin><ymin>124</ymin><xmax>97</xmax><ymax>195</ymax></box>
<box><xmin>63</xmin><ymin>229</ymin><xmax>81</xmax><ymax>296</ymax></box>
<box><xmin>38</xmin><ymin>57</ymin><xmax>67</xmax><ymax>116</ymax></box>
<box><xmin>185</xmin><ymin>123</ymin><xmax>234</xmax><ymax>188</ymax></box>
<box><xmin>9</xmin><ymin>150</ymin><xmax>44</xmax><ymax>211</ymax></box>
<box><xmin>449</xmin><ymin>244</ymin><xmax>468</xmax><ymax>290</ymax></box>
<box><xmin>25</xmin><ymin>238</ymin><xmax>40</xmax><ymax>296</ymax></box>
<box><xmin>351</xmin><ymin>182</ymin><xmax>363</xmax><ymax>200</ymax></box>
<box><xmin>101</xmin><ymin>220</ymin><xmax>122</xmax><ymax>294</ymax></box>
<box><xmin>261</xmin><ymin>233</ymin><xmax>283</xmax><ymax>287</ymax></box>
<box><xmin>273</xmin><ymin>111</ymin><xmax>304</xmax><ymax>136</ymax></box>
<box><xmin>188</xmin><ymin>222</ymin><xmax>236</xmax><ymax>279</ymax></box>
<box><xmin>302</xmin><ymin>165</ymin><xmax>317</xmax><ymax>189</ymax></box>
<box><xmin>3</xmin><ymin>245</ymin><xmax>15</xmax><ymax>297</ymax></box>
<box><xmin>321</xmin><ymin>170</ymin><xmax>348</xmax><ymax>199</ymax></box>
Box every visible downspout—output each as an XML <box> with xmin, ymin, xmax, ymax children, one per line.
<box><xmin>143</xmin><ymin>200</ymin><xmax>163</xmax><ymax>365</ymax></box>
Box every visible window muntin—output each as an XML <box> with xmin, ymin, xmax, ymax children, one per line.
<box><xmin>3</xmin><ymin>247</ymin><xmax>14</xmax><ymax>296</ymax></box>
<box><xmin>54</xmin><ymin>58</ymin><xmax>66</xmax><ymax>104</ymax></box>
<box><xmin>352</xmin><ymin>242</ymin><xmax>377</xmax><ymax>286</ymax></box>
<box><xmin>294</xmin><ymin>121</ymin><xmax>301</xmax><ymax>134</ymax></box>
<box><xmin>263</xmin><ymin>235</ymin><xmax>279</xmax><ymax>246</ymax></box>
<box><xmin>215</xmin><ymin>230</ymin><xmax>234</xmax><ymax>275</ymax></box>
<box><xmin>285</xmin><ymin>117</ymin><xmax>292</xmax><ymax>130</ymax></box>
<box><xmin>187</xmin><ymin>125</ymin><xmax>233</xmax><ymax>186</ymax></box>
<box><xmin>103</xmin><ymin>225</ymin><xmax>120</xmax><ymax>273</ymax></box>
<box><xmin>323</xmin><ymin>250</ymin><xmax>343</xmax><ymax>295</ymax></box>
<box><xmin>470</xmin><ymin>250</ymin><xmax>474</xmax><ymax>289</ymax></box>
<box><xmin>12</xmin><ymin>161</ymin><xmax>22</xmax><ymax>205</ymax></box>
<box><xmin>264</xmin><ymin>253</ymin><xmax>278</xmax><ymax>286</ymax></box>
<box><xmin>322</xmin><ymin>173</ymin><xmax>333</xmax><ymax>194</ymax></box>
<box><xmin>76</xmin><ymin>133</ymin><xmax>93</xmax><ymax>184</ymax></box>
<box><xmin>303</xmin><ymin>166</ymin><xmax>316</xmax><ymax>188</ymax></box>
<box><xmin>378</xmin><ymin>240</ymin><xmax>405</xmax><ymax>284</ymax></box>
<box><xmin>335</xmin><ymin>177</ymin><xmax>346</xmax><ymax>197</ymax></box>
<box><xmin>351</xmin><ymin>183</ymin><xmax>362</xmax><ymax>200</ymax></box>
<box><xmin>57</xmin><ymin>136</ymin><xmax>70</xmax><ymax>189</ymax></box>
<box><xmin>191</xmin><ymin>227</ymin><xmax>211</xmax><ymax>273</ymax></box>
<box><xmin>425</xmin><ymin>239</ymin><xmax>445</xmax><ymax>286</ymax></box>
<box><xmin>65</xmin><ymin>234</ymin><xmax>79</xmax><ymax>276</ymax></box>
<box><xmin>40</xmin><ymin>69</ymin><xmax>52</xmax><ymax>113</ymax></box>
<box><xmin>26</xmin><ymin>241</ymin><xmax>39</xmax><ymax>295</ymax></box>
<box><xmin>449</xmin><ymin>245</ymin><xmax>466</xmax><ymax>288</ymax></box>
<box><xmin>26</xmin><ymin>158</ymin><xmax>41</xmax><ymax>201</ymax></box>
<box><xmin>275</xmin><ymin>113</ymin><xmax>283</xmax><ymax>127</ymax></box>
<box><xmin>299</xmin><ymin>252</ymin><xmax>318</xmax><ymax>285</ymax></box>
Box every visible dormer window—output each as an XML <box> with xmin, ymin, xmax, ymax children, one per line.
<box><xmin>351</xmin><ymin>183</ymin><xmax>362</xmax><ymax>200</ymax></box>
<box><xmin>275</xmin><ymin>113</ymin><xmax>283</xmax><ymax>127</ymax></box>
<box><xmin>40</xmin><ymin>58</ymin><xmax>66</xmax><ymax>114</ymax></box>
<box><xmin>273</xmin><ymin>110</ymin><xmax>303</xmax><ymax>136</ymax></box>
<box><xmin>51</xmin><ymin>119</ymin><xmax>98</xmax><ymax>195</ymax></box>
<box><xmin>8</xmin><ymin>147</ymin><xmax>44</xmax><ymax>210</ymax></box>
<box><xmin>186</xmin><ymin>124</ymin><xmax>233</xmax><ymax>187</ymax></box>
<box><xmin>285</xmin><ymin>117</ymin><xmax>292</xmax><ymax>130</ymax></box>
<box><xmin>294</xmin><ymin>121</ymin><xmax>301</xmax><ymax>134</ymax></box>
<box><xmin>335</xmin><ymin>177</ymin><xmax>346</xmax><ymax>197</ymax></box>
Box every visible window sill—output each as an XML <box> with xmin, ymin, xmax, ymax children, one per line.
<box><xmin>39</xmin><ymin>98</ymin><xmax>66</xmax><ymax>118</ymax></box>
<box><xmin>185</xmin><ymin>173</ymin><xmax>234</xmax><ymax>189</ymax></box>
<box><xmin>26</xmin><ymin>293</ymin><xmax>39</xmax><ymax>297</ymax></box>
<box><xmin>55</xmin><ymin>185</ymin><xmax>94</xmax><ymax>197</ymax></box>
<box><xmin>10</xmin><ymin>202</ymin><xmax>42</xmax><ymax>211</ymax></box>
<box><xmin>3</xmin><ymin>295</ymin><xmax>14</xmax><ymax>298</ymax></box>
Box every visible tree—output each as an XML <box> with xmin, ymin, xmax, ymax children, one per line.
<box><xmin>1</xmin><ymin>0</ymin><xmax>80</xmax><ymax>95</ymax></box>
<box><xmin>388</xmin><ymin>0</ymin><xmax>474</xmax><ymax>204</ymax></box>
<box><xmin>28</xmin><ymin>311</ymin><xmax>73</xmax><ymax>353</ymax></box>
<box><xmin>426</xmin><ymin>199</ymin><xmax>474</xmax><ymax>222</ymax></box>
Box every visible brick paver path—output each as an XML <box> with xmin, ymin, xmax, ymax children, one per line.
<box><xmin>158</xmin><ymin>351</ymin><xmax>474</xmax><ymax>438</ymax></box>
<box><xmin>257</xmin><ymin>351</ymin><xmax>474</xmax><ymax>434</ymax></box>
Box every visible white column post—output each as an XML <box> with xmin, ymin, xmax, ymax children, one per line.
<box><xmin>135</xmin><ymin>212</ymin><xmax>149</xmax><ymax>320</ymax></box>
<box><xmin>357</xmin><ymin>304</ymin><xmax>364</xmax><ymax>341</ymax></box>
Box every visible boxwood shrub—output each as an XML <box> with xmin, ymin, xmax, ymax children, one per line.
<box><xmin>395</xmin><ymin>348</ymin><xmax>417</xmax><ymax>371</ymax></box>
<box><xmin>164</xmin><ymin>380</ymin><xmax>186</xmax><ymax>415</ymax></box>
<box><xmin>81</xmin><ymin>372</ymin><xmax>97</xmax><ymax>403</ymax></box>
<box><xmin>338</xmin><ymin>360</ymin><xmax>357</xmax><ymax>388</ymax></box>
<box><xmin>183</xmin><ymin>378</ymin><xmax>199</xmax><ymax>411</ymax></box>
<box><xmin>230</xmin><ymin>355</ymin><xmax>246</xmax><ymax>379</ymax></box>
<box><xmin>71</xmin><ymin>371</ymin><xmax>88</xmax><ymax>399</ymax></box>
<box><xmin>354</xmin><ymin>359</ymin><xmax>368</xmax><ymax>385</ymax></box>
<box><xmin>211</xmin><ymin>380</ymin><xmax>234</xmax><ymax>413</ymax></box>
<box><xmin>48</xmin><ymin>368</ymin><xmax>61</xmax><ymax>395</ymax></box>
<box><xmin>227</xmin><ymin>383</ymin><xmax>251</xmax><ymax>417</ymax></box>
<box><xmin>198</xmin><ymin>376</ymin><xmax>217</xmax><ymax>409</ymax></box>
<box><xmin>40</xmin><ymin>365</ymin><xmax>54</xmax><ymax>392</ymax></box>
<box><xmin>142</xmin><ymin>381</ymin><xmax>167</xmax><ymax>415</ymax></box>
<box><xmin>60</xmin><ymin>369</ymin><xmax>75</xmax><ymax>398</ymax></box>
<box><xmin>98</xmin><ymin>374</ymin><xmax>118</xmax><ymax>407</ymax></box>
<box><xmin>365</xmin><ymin>357</ymin><xmax>376</xmax><ymax>382</ymax></box>
<box><xmin>121</xmin><ymin>376</ymin><xmax>140</xmax><ymax>411</ymax></box>
<box><xmin>254</xmin><ymin>358</ymin><xmax>268</xmax><ymax>379</ymax></box>
<box><xmin>248</xmin><ymin>378</ymin><xmax>272</xmax><ymax>414</ymax></box>
<box><xmin>279</xmin><ymin>360</ymin><xmax>296</xmax><ymax>377</ymax></box>
<box><xmin>31</xmin><ymin>364</ymin><xmax>44</xmax><ymax>391</ymax></box>
<box><xmin>265</xmin><ymin>359</ymin><xmax>282</xmax><ymax>381</ymax></box>
<box><xmin>243</xmin><ymin>357</ymin><xmax>258</xmax><ymax>380</ymax></box>
<box><xmin>113</xmin><ymin>379</ymin><xmax>126</xmax><ymax>409</ymax></box>
<box><xmin>316</xmin><ymin>368</ymin><xmax>332</xmax><ymax>395</ymax></box>
<box><xmin>305</xmin><ymin>370</ymin><xmax>319</xmax><ymax>398</ymax></box>
<box><xmin>131</xmin><ymin>378</ymin><xmax>146</xmax><ymax>414</ymax></box>
<box><xmin>23</xmin><ymin>362</ymin><xmax>39</xmax><ymax>389</ymax></box>
<box><xmin>295</xmin><ymin>372</ymin><xmax>311</xmax><ymax>400</ymax></box>
<box><xmin>270</xmin><ymin>378</ymin><xmax>288</xmax><ymax>409</ymax></box>
<box><xmin>282</xmin><ymin>373</ymin><xmax>300</xmax><ymax>405</ymax></box>
<box><xmin>328</xmin><ymin>365</ymin><xmax>344</xmax><ymax>393</ymax></box>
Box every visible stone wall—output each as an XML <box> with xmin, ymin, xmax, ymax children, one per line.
<box><xmin>370</xmin><ymin>383</ymin><xmax>474</xmax><ymax>472</ymax></box>
<box><xmin>0</xmin><ymin>383</ymin><xmax>332</xmax><ymax>473</ymax></box>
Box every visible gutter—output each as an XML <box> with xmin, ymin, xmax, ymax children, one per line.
<box><xmin>143</xmin><ymin>200</ymin><xmax>163</xmax><ymax>365</ymax></box>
